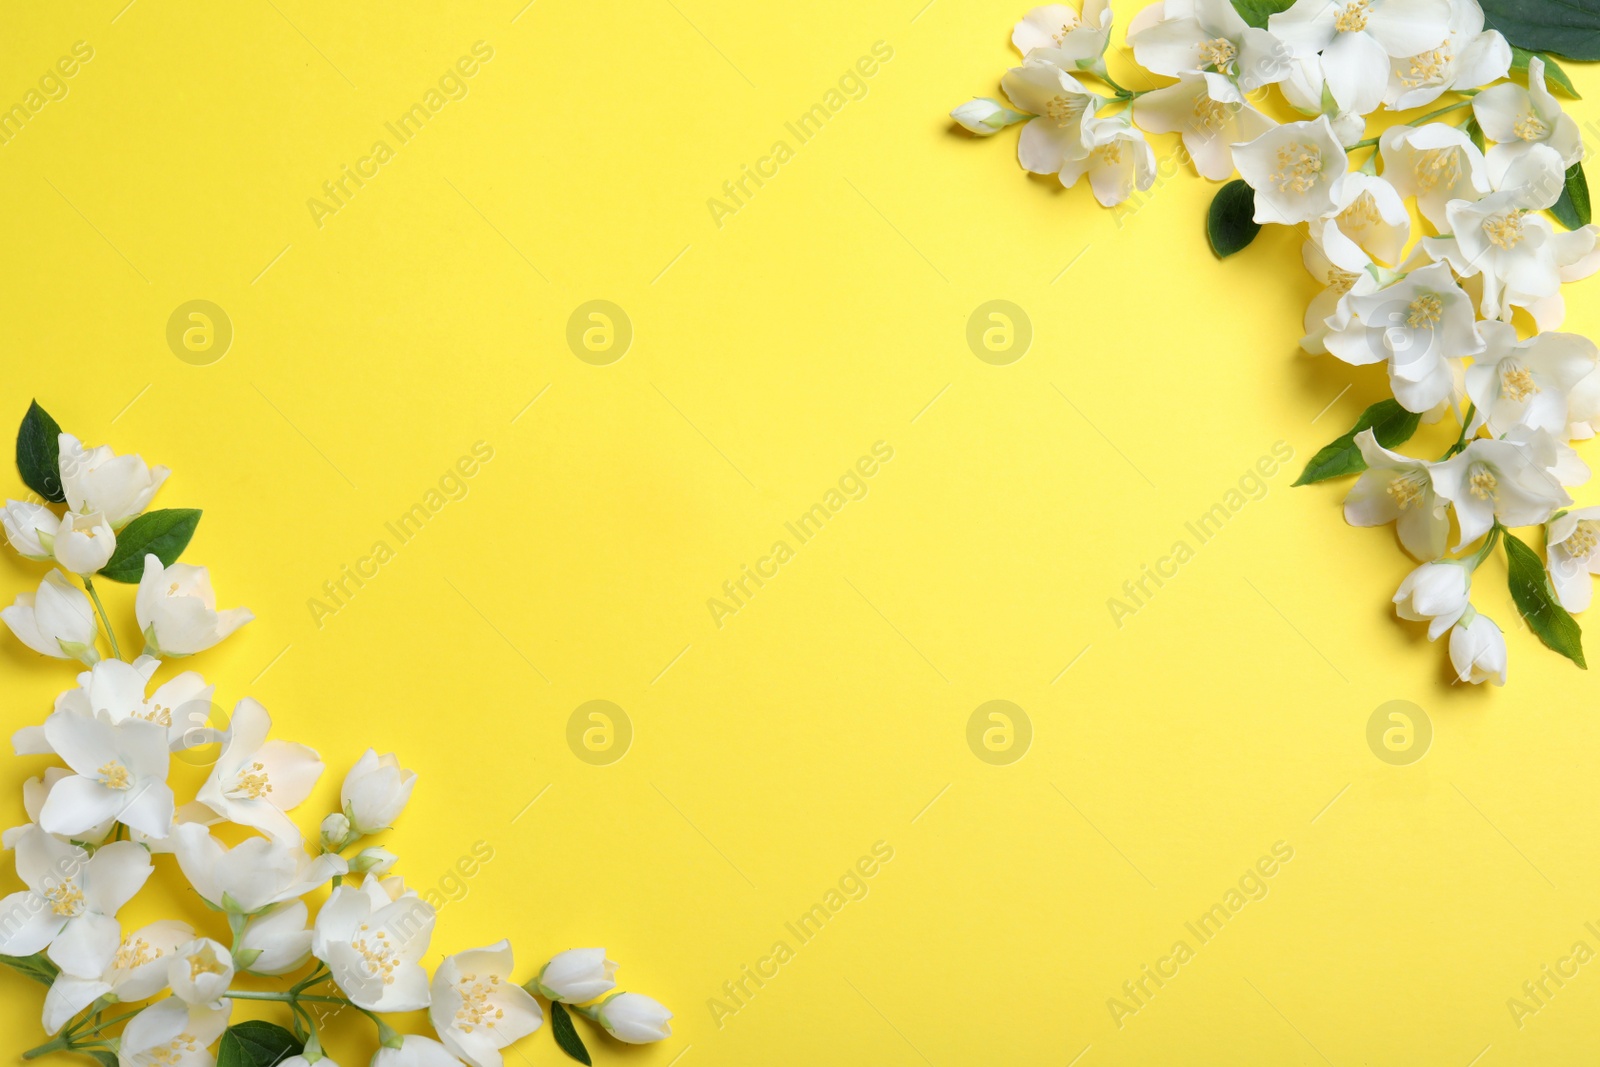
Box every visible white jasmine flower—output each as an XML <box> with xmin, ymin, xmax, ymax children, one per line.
<box><xmin>1233</xmin><ymin>117</ymin><xmax>1349</xmax><ymax>224</ymax></box>
<box><xmin>1132</xmin><ymin>72</ymin><xmax>1276</xmax><ymax>180</ymax></box>
<box><xmin>1517</xmin><ymin>225</ymin><xmax>1600</xmax><ymax>331</ymax></box>
<box><xmin>0</xmin><ymin>825</ymin><xmax>152</xmax><ymax>977</ymax></box>
<box><xmin>1060</xmin><ymin>116</ymin><xmax>1156</xmax><ymax>205</ymax></box>
<box><xmin>951</xmin><ymin>98</ymin><xmax>1030</xmax><ymax>135</ymax></box>
<box><xmin>171</xmin><ymin>823</ymin><xmax>346</xmax><ymax>914</ymax></box>
<box><xmin>595</xmin><ymin>992</ymin><xmax>674</xmax><ymax>1044</ymax></box>
<box><xmin>1449</xmin><ymin>610</ymin><xmax>1507</xmax><ymax>685</ymax></box>
<box><xmin>169</xmin><ymin>937</ymin><xmax>233</xmax><ymax>1008</ymax></box>
<box><xmin>22</xmin><ymin>657</ymin><xmax>218</xmax><ymax>756</ymax></box>
<box><xmin>1472</xmin><ymin>55</ymin><xmax>1583</xmax><ymax>184</ymax></box>
<box><xmin>118</xmin><ymin>998</ymin><xmax>230</xmax><ymax>1067</ymax></box>
<box><xmin>1548</xmin><ymin>506</ymin><xmax>1600</xmax><ymax>612</ymax></box>
<box><xmin>312</xmin><ymin>876</ymin><xmax>434</xmax><ymax>1012</ymax></box>
<box><xmin>341</xmin><ymin>749</ymin><xmax>417</xmax><ymax>835</ymax></box>
<box><xmin>1385</xmin><ymin>0</ymin><xmax>1509</xmax><ymax>109</ymax></box>
<box><xmin>1569</xmin><ymin>365</ymin><xmax>1600</xmax><ymax>439</ymax></box>
<box><xmin>1000</xmin><ymin>59</ymin><xmax>1103</xmax><ymax>176</ymax></box>
<box><xmin>1393</xmin><ymin>560</ymin><xmax>1472</xmax><ymax>638</ymax></box>
<box><xmin>1506</xmin><ymin>425</ymin><xmax>1590</xmax><ymax>488</ymax></box>
<box><xmin>4</xmin><ymin>768</ymin><xmax>116</xmax><ymax>848</ymax></box>
<box><xmin>38</xmin><ymin>709</ymin><xmax>173</xmax><ymax>840</ymax></box>
<box><xmin>1431</xmin><ymin>437</ymin><xmax>1572</xmax><ymax>548</ymax></box>
<box><xmin>1300</xmin><ymin>220</ymin><xmax>1381</xmax><ymax>353</ymax></box>
<box><xmin>535</xmin><ymin>948</ymin><xmax>619</xmax><ymax>1003</ymax></box>
<box><xmin>1269</xmin><ymin>0</ymin><xmax>1451</xmax><ymax>116</ymax></box>
<box><xmin>3</xmin><ymin>499</ymin><xmax>60</xmax><ymax>560</ymax></box>
<box><xmin>53</xmin><ymin>511</ymin><xmax>115</xmax><ymax>576</ymax></box>
<box><xmin>1464</xmin><ymin>322</ymin><xmax>1598</xmax><ymax>437</ymax></box>
<box><xmin>1325</xmin><ymin>261</ymin><xmax>1483</xmax><ymax>412</ymax></box>
<box><xmin>1343</xmin><ymin>429</ymin><xmax>1449</xmax><ymax>559</ymax></box>
<box><xmin>429</xmin><ymin>940</ymin><xmax>544</xmax><ymax>1067</ymax></box>
<box><xmin>236</xmin><ymin>900</ymin><xmax>314</xmax><ymax>975</ymax></box>
<box><xmin>196</xmin><ymin>698</ymin><xmax>323</xmax><ymax>842</ymax></box>
<box><xmin>1327</xmin><ymin>172</ymin><xmax>1410</xmax><ymax>265</ymax></box>
<box><xmin>1379</xmin><ymin>122</ymin><xmax>1489</xmax><ymax>231</ymax></box>
<box><xmin>1129</xmin><ymin>0</ymin><xmax>1291</xmax><ymax>89</ymax></box>
<box><xmin>373</xmin><ymin>1037</ymin><xmax>465</xmax><ymax>1067</ymax></box>
<box><xmin>3</xmin><ymin>569</ymin><xmax>98</xmax><ymax>664</ymax></box>
<box><xmin>57</xmin><ymin>434</ymin><xmax>170</xmax><ymax>530</ymax></box>
<box><xmin>1013</xmin><ymin>1</ymin><xmax>1113</xmax><ymax>72</ymax></box>
<box><xmin>135</xmin><ymin>555</ymin><xmax>253</xmax><ymax>657</ymax></box>
<box><xmin>41</xmin><ymin>919</ymin><xmax>191</xmax><ymax>1034</ymax></box>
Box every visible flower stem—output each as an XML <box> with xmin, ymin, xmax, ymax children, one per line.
<box><xmin>1346</xmin><ymin>98</ymin><xmax>1475</xmax><ymax>152</ymax></box>
<box><xmin>81</xmin><ymin>576</ymin><xmax>121</xmax><ymax>660</ymax></box>
<box><xmin>1442</xmin><ymin>402</ymin><xmax>1478</xmax><ymax>459</ymax></box>
<box><xmin>21</xmin><ymin>1035</ymin><xmax>71</xmax><ymax>1060</ymax></box>
<box><xmin>1469</xmin><ymin>524</ymin><xmax>1505</xmax><ymax>570</ymax></box>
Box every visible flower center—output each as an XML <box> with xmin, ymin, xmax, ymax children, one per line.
<box><xmin>1198</xmin><ymin>37</ymin><xmax>1237</xmax><ymax>69</ymax></box>
<box><xmin>1406</xmin><ymin>294</ymin><xmax>1443</xmax><ymax>328</ymax></box>
<box><xmin>229</xmin><ymin>760</ymin><xmax>274</xmax><ymax>801</ymax></box>
<box><xmin>147</xmin><ymin>1033</ymin><xmax>202</xmax><ymax>1067</ymax></box>
<box><xmin>1568</xmin><ymin>520</ymin><xmax>1600</xmax><ymax>557</ymax></box>
<box><xmin>114</xmin><ymin>936</ymin><xmax>161</xmax><ymax>971</ymax></box>
<box><xmin>1500</xmin><ymin>363</ymin><xmax>1539</xmax><ymax>402</ymax></box>
<box><xmin>46</xmin><ymin>882</ymin><xmax>85</xmax><ymax>917</ymax></box>
<box><xmin>168</xmin><ymin>582</ymin><xmax>181</xmax><ymax>595</ymax></box>
<box><xmin>1271</xmin><ymin>143</ymin><xmax>1322</xmax><ymax>193</ymax></box>
<box><xmin>1469</xmin><ymin>466</ymin><xmax>1498</xmax><ymax>500</ymax></box>
<box><xmin>1401</xmin><ymin>44</ymin><xmax>1452</xmax><ymax>87</ymax></box>
<box><xmin>1514</xmin><ymin>114</ymin><xmax>1549</xmax><ymax>141</ymax></box>
<box><xmin>1483</xmin><ymin>212</ymin><xmax>1525</xmax><ymax>249</ymax></box>
<box><xmin>351</xmin><ymin>922</ymin><xmax>399</xmax><ymax>985</ymax></box>
<box><xmin>1337</xmin><ymin>192</ymin><xmax>1383</xmax><ymax>232</ymax></box>
<box><xmin>1193</xmin><ymin>97</ymin><xmax>1233</xmax><ymax>132</ymax></box>
<box><xmin>453</xmin><ymin>972</ymin><xmax>508</xmax><ymax>1033</ymax></box>
<box><xmin>1387</xmin><ymin>472</ymin><xmax>1427</xmax><ymax>509</ymax></box>
<box><xmin>99</xmin><ymin>760</ymin><xmax>132</xmax><ymax>790</ymax></box>
<box><xmin>1413</xmin><ymin>147</ymin><xmax>1461</xmax><ymax>193</ymax></box>
<box><xmin>1050</xmin><ymin>16</ymin><xmax>1081</xmax><ymax>45</ymax></box>
<box><xmin>1044</xmin><ymin>93</ymin><xmax>1085</xmax><ymax>127</ymax></box>
<box><xmin>189</xmin><ymin>952</ymin><xmax>228</xmax><ymax>980</ymax></box>
<box><xmin>1334</xmin><ymin>0</ymin><xmax>1370</xmax><ymax>32</ymax></box>
<box><xmin>1327</xmin><ymin>266</ymin><xmax>1361</xmax><ymax>294</ymax></box>
<box><xmin>1095</xmin><ymin>140</ymin><xmax>1123</xmax><ymax>164</ymax></box>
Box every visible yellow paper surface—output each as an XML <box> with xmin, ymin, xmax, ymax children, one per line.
<box><xmin>3</xmin><ymin>2</ymin><xmax>1600</xmax><ymax>1064</ymax></box>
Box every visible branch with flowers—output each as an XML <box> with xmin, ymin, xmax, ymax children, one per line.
<box><xmin>952</xmin><ymin>0</ymin><xmax>1600</xmax><ymax>685</ymax></box>
<box><xmin>0</xmin><ymin>402</ymin><xmax>670</xmax><ymax>1067</ymax></box>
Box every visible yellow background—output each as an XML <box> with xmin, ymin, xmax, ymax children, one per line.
<box><xmin>4</xmin><ymin>1</ymin><xmax>1600</xmax><ymax>1064</ymax></box>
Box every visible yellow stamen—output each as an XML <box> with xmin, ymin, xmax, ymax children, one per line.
<box><xmin>1271</xmin><ymin>143</ymin><xmax>1322</xmax><ymax>193</ymax></box>
<box><xmin>1500</xmin><ymin>364</ymin><xmax>1539</xmax><ymax>402</ymax></box>
<box><xmin>1483</xmin><ymin>212</ymin><xmax>1525</xmax><ymax>249</ymax></box>
<box><xmin>1198</xmin><ymin>37</ymin><xmax>1237</xmax><ymax>70</ymax></box>
<box><xmin>232</xmin><ymin>760</ymin><xmax>273</xmax><ymax>800</ymax></box>
<box><xmin>1387</xmin><ymin>473</ymin><xmax>1426</xmax><ymax>510</ymax></box>
<box><xmin>1567</xmin><ymin>520</ymin><xmax>1600</xmax><ymax>557</ymax></box>
<box><xmin>46</xmin><ymin>882</ymin><xmax>85</xmax><ymax>917</ymax></box>
<box><xmin>1406</xmin><ymin>294</ymin><xmax>1443</xmax><ymax>328</ymax></box>
<box><xmin>1469</xmin><ymin>467</ymin><xmax>1498</xmax><ymax>500</ymax></box>
<box><xmin>453</xmin><ymin>972</ymin><xmax>508</xmax><ymax>1034</ymax></box>
<box><xmin>98</xmin><ymin>761</ymin><xmax>131</xmax><ymax>790</ymax></box>
<box><xmin>1401</xmin><ymin>45</ymin><xmax>1452</xmax><ymax>87</ymax></box>
<box><xmin>1334</xmin><ymin>0</ymin><xmax>1370</xmax><ymax>32</ymax></box>
<box><xmin>1514</xmin><ymin>113</ymin><xmax>1549</xmax><ymax>141</ymax></box>
<box><xmin>1413</xmin><ymin>147</ymin><xmax>1462</xmax><ymax>193</ymax></box>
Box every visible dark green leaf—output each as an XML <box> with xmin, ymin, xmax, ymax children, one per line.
<box><xmin>16</xmin><ymin>401</ymin><xmax>66</xmax><ymax>503</ymax></box>
<box><xmin>0</xmin><ymin>952</ymin><xmax>59</xmax><ymax>987</ymax></box>
<box><xmin>1207</xmin><ymin>179</ymin><xmax>1260</xmax><ymax>258</ymax></box>
<box><xmin>1510</xmin><ymin>45</ymin><xmax>1581</xmax><ymax>97</ymax></box>
<box><xmin>1293</xmin><ymin>399</ymin><xmax>1421</xmax><ymax>486</ymax></box>
<box><xmin>1504</xmin><ymin>529</ymin><xmax>1587</xmax><ymax>669</ymax></box>
<box><xmin>1551</xmin><ymin>162</ymin><xmax>1592</xmax><ymax>230</ymax></box>
<box><xmin>99</xmin><ymin>509</ymin><xmax>201</xmax><ymax>583</ymax></box>
<box><xmin>217</xmin><ymin>1022</ymin><xmax>304</xmax><ymax>1067</ymax></box>
<box><xmin>1462</xmin><ymin>115</ymin><xmax>1487</xmax><ymax>153</ymax></box>
<box><xmin>1230</xmin><ymin>0</ymin><xmax>1295</xmax><ymax>29</ymax></box>
<box><xmin>550</xmin><ymin>1002</ymin><xmax>593</xmax><ymax>1066</ymax></box>
<box><xmin>1481</xmin><ymin>1</ymin><xmax>1600</xmax><ymax>62</ymax></box>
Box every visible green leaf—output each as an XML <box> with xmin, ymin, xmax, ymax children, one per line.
<box><xmin>1229</xmin><ymin>0</ymin><xmax>1294</xmax><ymax>29</ymax></box>
<box><xmin>1504</xmin><ymin>529</ymin><xmax>1587</xmax><ymax>668</ymax></box>
<box><xmin>81</xmin><ymin>1052</ymin><xmax>119</xmax><ymax>1067</ymax></box>
<box><xmin>217</xmin><ymin>1022</ymin><xmax>304</xmax><ymax>1067</ymax></box>
<box><xmin>1551</xmin><ymin>161</ymin><xmax>1592</xmax><ymax>230</ymax></box>
<box><xmin>16</xmin><ymin>401</ymin><xmax>66</xmax><ymax>503</ymax></box>
<box><xmin>1293</xmin><ymin>399</ymin><xmax>1422</xmax><ymax>486</ymax></box>
<box><xmin>0</xmin><ymin>952</ymin><xmax>59</xmax><ymax>987</ymax></box>
<box><xmin>549</xmin><ymin>1002</ymin><xmax>593</xmax><ymax>1066</ymax></box>
<box><xmin>99</xmin><ymin>509</ymin><xmax>201</xmax><ymax>583</ymax></box>
<box><xmin>1481</xmin><ymin>1</ymin><xmax>1600</xmax><ymax>62</ymax></box>
<box><xmin>1207</xmin><ymin>179</ymin><xmax>1260</xmax><ymax>258</ymax></box>
<box><xmin>1510</xmin><ymin>45</ymin><xmax>1581</xmax><ymax>97</ymax></box>
<box><xmin>1462</xmin><ymin>114</ymin><xmax>1487</xmax><ymax>154</ymax></box>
